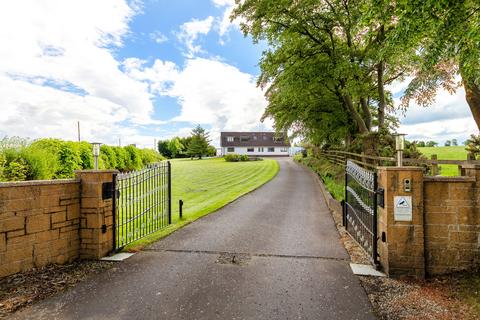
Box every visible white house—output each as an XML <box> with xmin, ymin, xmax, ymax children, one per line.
<box><xmin>220</xmin><ymin>132</ymin><xmax>290</xmax><ymax>156</ymax></box>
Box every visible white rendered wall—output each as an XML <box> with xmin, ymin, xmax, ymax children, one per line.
<box><xmin>222</xmin><ymin>146</ymin><xmax>290</xmax><ymax>156</ymax></box>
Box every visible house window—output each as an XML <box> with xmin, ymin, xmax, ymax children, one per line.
<box><xmin>258</xmin><ymin>147</ymin><xmax>264</xmax><ymax>152</ymax></box>
<box><xmin>247</xmin><ymin>148</ymin><xmax>254</xmax><ymax>152</ymax></box>
<box><xmin>253</xmin><ymin>136</ymin><xmax>257</xmax><ymax>140</ymax></box>
<box><xmin>280</xmin><ymin>147</ymin><xmax>288</xmax><ymax>152</ymax></box>
<box><xmin>240</xmin><ymin>136</ymin><xmax>250</xmax><ymax>142</ymax></box>
<box><xmin>227</xmin><ymin>136</ymin><xmax>234</xmax><ymax>142</ymax></box>
<box><xmin>227</xmin><ymin>147</ymin><xmax>234</xmax><ymax>152</ymax></box>
<box><xmin>268</xmin><ymin>147</ymin><xmax>275</xmax><ymax>152</ymax></box>
<box><xmin>263</xmin><ymin>136</ymin><xmax>268</xmax><ymax>141</ymax></box>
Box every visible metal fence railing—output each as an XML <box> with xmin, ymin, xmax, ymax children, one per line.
<box><xmin>113</xmin><ymin>161</ymin><xmax>171</xmax><ymax>251</ymax></box>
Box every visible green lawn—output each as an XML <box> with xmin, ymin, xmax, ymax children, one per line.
<box><xmin>418</xmin><ymin>146</ymin><xmax>468</xmax><ymax>176</ymax></box>
<box><xmin>124</xmin><ymin>157</ymin><xmax>279</xmax><ymax>250</ymax></box>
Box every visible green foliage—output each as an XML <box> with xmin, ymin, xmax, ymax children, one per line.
<box><xmin>100</xmin><ymin>145</ymin><xmax>117</xmax><ymax>169</ymax></box>
<box><xmin>157</xmin><ymin>140</ymin><xmax>172</xmax><ymax>158</ymax></box>
<box><xmin>186</xmin><ymin>125</ymin><xmax>211</xmax><ymax>159</ymax></box>
<box><xmin>416</xmin><ymin>141</ymin><xmax>426</xmax><ymax>148</ymax></box>
<box><xmin>445</xmin><ymin>140</ymin><xmax>452</xmax><ymax>147</ymax></box>
<box><xmin>140</xmin><ymin>148</ymin><xmax>162</xmax><ymax>166</ymax></box>
<box><xmin>224</xmin><ymin>154</ymin><xmax>241</xmax><ymax>162</ymax></box>
<box><xmin>224</xmin><ymin>154</ymin><xmax>252</xmax><ymax>162</ymax></box>
<box><xmin>167</xmin><ymin>138</ymin><xmax>184</xmax><ymax>158</ymax></box>
<box><xmin>426</xmin><ymin>141</ymin><xmax>438</xmax><ymax>147</ymax></box>
<box><xmin>294</xmin><ymin>154</ymin><xmax>344</xmax><ymax>200</ymax></box>
<box><xmin>0</xmin><ymin>137</ymin><xmax>165</xmax><ymax>182</ymax></box>
<box><xmin>466</xmin><ymin>134</ymin><xmax>480</xmax><ymax>159</ymax></box>
<box><xmin>124</xmin><ymin>145</ymin><xmax>143</xmax><ymax>171</ymax></box>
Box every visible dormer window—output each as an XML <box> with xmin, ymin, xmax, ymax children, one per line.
<box><xmin>227</xmin><ymin>136</ymin><xmax>234</xmax><ymax>142</ymax></box>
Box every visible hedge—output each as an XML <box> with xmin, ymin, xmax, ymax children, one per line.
<box><xmin>0</xmin><ymin>137</ymin><xmax>165</xmax><ymax>182</ymax></box>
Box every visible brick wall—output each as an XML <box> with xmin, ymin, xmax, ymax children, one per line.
<box><xmin>378</xmin><ymin>164</ymin><xmax>480</xmax><ymax>279</ymax></box>
<box><xmin>0</xmin><ymin>170</ymin><xmax>117</xmax><ymax>278</ymax></box>
<box><xmin>0</xmin><ymin>180</ymin><xmax>81</xmax><ymax>277</ymax></box>
<box><xmin>424</xmin><ymin>176</ymin><xmax>480</xmax><ymax>275</ymax></box>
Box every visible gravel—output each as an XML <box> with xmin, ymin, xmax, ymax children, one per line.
<box><xmin>0</xmin><ymin>260</ymin><xmax>113</xmax><ymax>318</ymax></box>
<box><xmin>327</xmin><ymin>203</ymin><xmax>477</xmax><ymax>319</ymax></box>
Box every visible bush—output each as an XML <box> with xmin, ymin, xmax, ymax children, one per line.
<box><xmin>224</xmin><ymin>154</ymin><xmax>252</xmax><ymax>162</ymax></box>
<box><xmin>224</xmin><ymin>154</ymin><xmax>241</xmax><ymax>162</ymax></box>
<box><xmin>0</xmin><ymin>137</ymin><xmax>165</xmax><ymax>181</ymax></box>
<box><xmin>140</xmin><ymin>148</ymin><xmax>164</xmax><ymax>166</ymax></box>
<box><xmin>294</xmin><ymin>153</ymin><xmax>345</xmax><ymax>200</ymax></box>
<box><xmin>20</xmin><ymin>146</ymin><xmax>57</xmax><ymax>180</ymax></box>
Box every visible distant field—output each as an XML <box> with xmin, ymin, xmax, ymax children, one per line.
<box><xmin>418</xmin><ymin>146</ymin><xmax>468</xmax><ymax>176</ymax></box>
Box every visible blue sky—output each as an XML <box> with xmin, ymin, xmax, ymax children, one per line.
<box><xmin>0</xmin><ymin>0</ymin><xmax>477</xmax><ymax>148</ymax></box>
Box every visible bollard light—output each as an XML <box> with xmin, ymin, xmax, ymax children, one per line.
<box><xmin>394</xmin><ymin>134</ymin><xmax>406</xmax><ymax>167</ymax></box>
<box><xmin>395</xmin><ymin>133</ymin><xmax>406</xmax><ymax>151</ymax></box>
<box><xmin>92</xmin><ymin>142</ymin><xmax>101</xmax><ymax>170</ymax></box>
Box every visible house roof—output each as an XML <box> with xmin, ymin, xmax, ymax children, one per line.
<box><xmin>220</xmin><ymin>132</ymin><xmax>290</xmax><ymax>147</ymax></box>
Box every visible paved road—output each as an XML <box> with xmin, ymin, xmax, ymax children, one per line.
<box><xmin>13</xmin><ymin>158</ymin><xmax>374</xmax><ymax>320</ymax></box>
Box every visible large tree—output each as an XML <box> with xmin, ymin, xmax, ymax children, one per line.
<box><xmin>186</xmin><ymin>125</ymin><xmax>211</xmax><ymax>159</ymax></box>
<box><xmin>394</xmin><ymin>0</ymin><xmax>480</xmax><ymax>130</ymax></box>
<box><xmin>233</xmin><ymin>0</ymin><xmax>412</xmax><ymax>147</ymax></box>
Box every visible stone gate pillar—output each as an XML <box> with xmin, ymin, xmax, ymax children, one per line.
<box><xmin>377</xmin><ymin>167</ymin><xmax>425</xmax><ymax>279</ymax></box>
<box><xmin>75</xmin><ymin>170</ymin><xmax>117</xmax><ymax>259</ymax></box>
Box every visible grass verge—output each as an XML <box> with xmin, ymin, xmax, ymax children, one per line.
<box><xmin>418</xmin><ymin>146</ymin><xmax>468</xmax><ymax>176</ymax></box>
<box><xmin>124</xmin><ymin>157</ymin><xmax>279</xmax><ymax>250</ymax></box>
<box><xmin>294</xmin><ymin>154</ymin><xmax>344</xmax><ymax>200</ymax></box>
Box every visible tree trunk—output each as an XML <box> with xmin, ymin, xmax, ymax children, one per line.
<box><xmin>463</xmin><ymin>78</ymin><xmax>480</xmax><ymax>131</ymax></box>
<box><xmin>377</xmin><ymin>61</ymin><xmax>386</xmax><ymax>130</ymax></box>
<box><xmin>343</xmin><ymin>94</ymin><xmax>369</xmax><ymax>134</ymax></box>
<box><xmin>360</xmin><ymin>97</ymin><xmax>372</xmax><ymax>130</ymax></box>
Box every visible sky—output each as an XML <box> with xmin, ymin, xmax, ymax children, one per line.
<box><xmin>0</xmin><ymin>0</ymin><xmax>477</xmax><ymax>148</ymax></box>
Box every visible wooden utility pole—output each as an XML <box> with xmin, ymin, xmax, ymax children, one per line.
<box><xmin>77</xmin><ymin>121</ymin><xmax>81</xmax><ymax>142</ymax></box>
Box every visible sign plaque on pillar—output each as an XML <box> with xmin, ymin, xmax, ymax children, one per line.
<box><xmin>394</xmin><ymin>196</ymin><xmax>412</xmax><ymax>221</ymax></box>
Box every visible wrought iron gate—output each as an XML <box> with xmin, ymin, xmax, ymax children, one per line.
<box><xmin>112</xmin><ymin>161</ymin><xmax>171</xmax><ymax>251</ymax></box>
<box><xmin>343</xmin><ymin>160</ymin><xmax>379</xmax><ymax>265</ymax></box>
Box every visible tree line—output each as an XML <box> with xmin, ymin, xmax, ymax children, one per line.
<box><xmin>232</xmin><ymin>0</ymin><xmax>480</xmax><ymax>155</ymax></box>
<box><xmin>158</xmin><ymin>125</ymin><xmax>217</xmax><ymax>159</ymax></box>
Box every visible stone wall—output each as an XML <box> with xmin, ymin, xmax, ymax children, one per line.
<box><xmin>0</xmin><ymin>180</ymin><xmax>81</xmax><ymax>277</ymax></box>
<box><xmin>377</xmin><ymin>164</ymin><xmax>480</xmax><ymax>279</ymax></box>
<box><xmin>0</xmin><ymin>170</ymin><xmax>117</xmax><ymax>278</ymax></box>
<box><xmin>424</xmin><ymin>176</ymin><xmax>480</xmax><ymax>275</ymax></box>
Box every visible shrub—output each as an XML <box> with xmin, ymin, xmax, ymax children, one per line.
<box><xmin>124</xmin><ymin>145</ymin><xmax>143</xmax><ymax>171</ymax></box>
<box><xmin>0</xmin><ymin>137</ymin><xmax>166</xmax><ymax>181</ymax></box>
<box><xmin>224</xmin><ymin>154</ymin><xmax>241</xmax><ymax>162</ymax></box>
<box><xmin>78</xmin><ymin>142</ymin><xmax>94</xmax><ymax>169</ymax></box>
<box><xmin>55</xmin><ymin>143</ymin><xmax>81</xmax><ymax>178</ymax></box>
<box><xmin>20</xmin><ymin>146</ymin><xmax>57</xmax><ymax>180</ymax></box>
<box><xmin>100</xmin><ymin>145</ymin><xmax>117</xmax><ymax>169</ymax></box>
<box><xmin>224</xmin><ymin>154</ymin><xmax>252</xmax><ymax>162</ymax></box>
<box><xmin>140</xmin><ymin>148</ymin><xmax>164</xmax><ymax>166</ymax></box>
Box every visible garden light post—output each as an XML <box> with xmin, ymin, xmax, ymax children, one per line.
<box><xmin>92</xmin><ymin>142</ymin><xmax>101</xmax><ymax>170</ymax></box>
<box><xmin>394</xmin><ymin>133</ymin><xmax>406</xmax><ymax>167</ymax></box>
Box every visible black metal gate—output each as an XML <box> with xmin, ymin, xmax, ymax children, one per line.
<box><xmin>112</xmin><ymin>161</ymin><xmax>171</xmax><ymax>251</ymax></box>
<box><xmin>343</xmin><ymin>160</ymin><xmax>379</xmax><ymax>265</ymax></box>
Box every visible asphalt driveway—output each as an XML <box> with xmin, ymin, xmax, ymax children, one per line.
<box><xmin>12</xmin><ymin>158</ymin><xmax>374</xmax><ymax>320</ymax></box>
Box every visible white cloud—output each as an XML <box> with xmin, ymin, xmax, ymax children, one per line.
<box><xmin>150</xmin><ymin>31</ymin><xmax>168</xmax><ymax>44</ymax></box>
<box><xmin>0</xmin><ymin>0</ymin><xmax>166</xmax><ymax>148</ymax></box>
<box><xmin>395</xmin><ymin>84</ymin><xmax>479</xmax><ymax>143</ymax></box>
<box><xmin>126</xmin><ymin>57</ymin><xmax>271</xmax><ymax>146</ymax></box>
<box><xmin>123</xmin><ymin>58</ymin><xmax>179</xmax><ymax>95</ymax></box>
<box><xmin>211</xmin><ymin>0</ymin><xmax>242</xmax><ymax>44</ymax></box>
<box><xmin>177</xmin><ymin>16</ymin><xmax>215</xmax><ymax>57</ymax></box>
